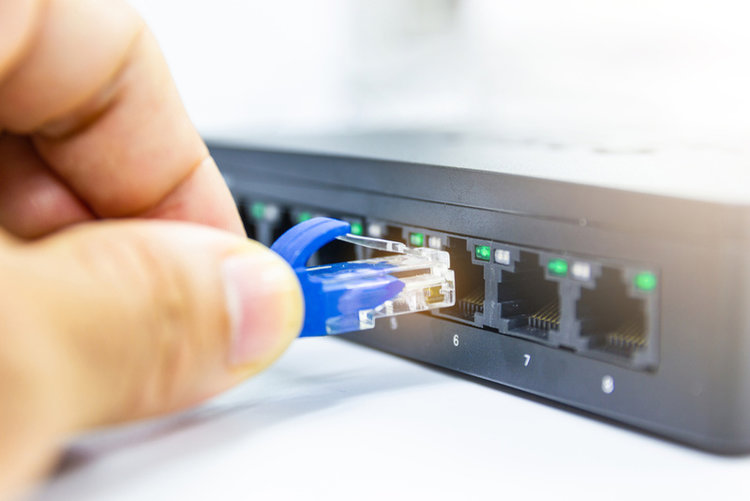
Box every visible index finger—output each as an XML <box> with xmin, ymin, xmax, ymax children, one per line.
<box><xmin>0</xmin><ymin>0</ymin><xmax>243</xmax><ymax>235</ymax></box>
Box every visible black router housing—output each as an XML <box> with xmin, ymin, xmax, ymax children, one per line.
<box><xmin>210</xmin><ymin>136</ymin><xmax>750</xmax><ymax>454</ymax></box>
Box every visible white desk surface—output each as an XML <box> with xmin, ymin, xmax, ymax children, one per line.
<box><xmin>32</xmin><ymin>338</ymin><xmax>750</xmax><ymax>500</ymax></box>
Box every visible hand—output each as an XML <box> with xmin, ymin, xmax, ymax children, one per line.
<box><xmin>0</xmin><ymin>1</ymin><xmax>302</xmax><ymax>496</ymax></box>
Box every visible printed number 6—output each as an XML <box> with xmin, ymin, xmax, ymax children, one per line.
<box><xmin>453</xmin><ymin>334</ymin><xmax>460</xmax><ymax>347</ymax></box>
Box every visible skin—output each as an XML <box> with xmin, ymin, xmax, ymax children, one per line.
<box><xmin>0</xmin><ymin>0</ymin><xmax>303</xmax><ymax>497</ymax></box>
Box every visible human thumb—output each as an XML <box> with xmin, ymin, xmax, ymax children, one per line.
<box><xmin>2</xmin><ymin>220</ymin><xmax>303</xmax><ymax>435</ymax></box>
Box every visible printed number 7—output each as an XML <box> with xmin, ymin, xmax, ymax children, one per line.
<box><xmin>523</xmin><ymin>354</ymin><xmax>531</xmax><ymax>367</ymax></box>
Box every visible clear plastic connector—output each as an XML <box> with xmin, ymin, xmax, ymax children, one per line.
<box><xmin>271</xmin><ymin>216</ymin><xmax>457</xmax><ymax>337</ymax></box>
<box><xmin>308</xmin><ymin>236</ymin><xmax>456</xmax><ymax>335</ymax></box>
<box><xmin>354</xmin><ymin>250</ymin><xmax>454</xmax><ymax>334</ymax></box>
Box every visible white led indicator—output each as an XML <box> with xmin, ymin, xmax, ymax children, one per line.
<box><xmin>494</xmin><ymin>249</ymin><xmax>511</xmax><ymax>265</ymax></box>
<box><xmin>601</xmin><ymin>375</ymin><xmax>615</xmax><ymax>394</ymax></box>
<box><xmin>264</xmin><ymin>204</ymin><xmax>281</xmax><ymax>222</ymax></box>
<box><xmin>367</xmin><ymin>223</ymin><xmax>384</xmax><ymax>238</ymax></box>
<box><xmin>428</xmin><ymin>236</ymin><xmax>442</xmax><ymax>249</ymax></box>
<box><xmin>572</xmin><ymin>261</ymin><xmax>591</xmax><ymax>281</ymax></box>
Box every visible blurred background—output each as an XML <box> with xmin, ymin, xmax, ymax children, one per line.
<box><xmin>129</xmin><ymin>0</ymin><xmax>749</xmax><ymax>154</ymax></box>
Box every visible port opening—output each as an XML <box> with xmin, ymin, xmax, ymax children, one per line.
<box><xmin>271</xmin><ymin>209</ymin><xmax>293</xmax><ymax>241</ymax></box>
<box><xmin>576</xmin><ymin>267</ymin><xmax>647</xmax><ymax>358</ymax></box>
<box><xmin>239</xmin><ymin>200</ymin><xmax>291</xmax><ymax>246</ymax></box>
<box><xmin>237</xmin><ymin>201</ymin><xmax>257</xmax><ymax>240</ymax></box>
<box><xmin>497</xmin><ymin>251</ymin><xmax>560</xmax><ymax>340</ymax></box>
<box><xmin>439</xmin><ymin>237</ymin><xmax>484</xmax><ymax>323</ymax></box>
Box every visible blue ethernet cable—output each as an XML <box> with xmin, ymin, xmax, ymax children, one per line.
<box><xmin>270</xmin><ymin>217</ymin><xmax>455</xmax><ymax>337</ymax></box>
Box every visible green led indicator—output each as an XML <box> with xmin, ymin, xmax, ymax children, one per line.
<box><xmin>409</xmin><ymin>232</ymin><xmax>425</xmax><ymax>247</ymax></box>
<box><xmin>250</xmin><ymin>201</ymin><xmax>266</xmax><ymax>220</ymax></box>
<box><xmin>297</xmin><ymin>211</ymin><xmax>312</xmax><ymax>223</ymax></box>
<box><xmin>548</xmin><ymin>258</ymin><xmax>568</xmax><ymax>276</ymax></box>
<box><xmin>350</xmin><ymin>222</ymin><xmax>364</xmax><ymax>235</ymax></box>
<box><xmin>635</xmin><ymin>271</ymin><xmax>657</xmax><ymax>291</ymax></box>
<box><xmin>475</xmin><ymin>245</ymin><xmax>491</xmax><ymax>261</ymax></box>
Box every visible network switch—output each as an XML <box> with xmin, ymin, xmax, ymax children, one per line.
<box><xmin>210</xmin><ymin>138</ymin><xmax>750</xmax><ymax>453</ymax></box>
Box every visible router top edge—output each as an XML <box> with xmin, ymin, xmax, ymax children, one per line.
<box><xmin>208</xmin><ymin>131</ymin><xmax>750</xmax><ymax>208</ymax></box>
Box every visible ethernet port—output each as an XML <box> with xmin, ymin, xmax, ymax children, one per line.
<box><xmin>271</xmin><ymin>209</ymin><xmax>293</xmax><ymax>241</ymax></box>
<box><xmin>497</xmin><ymin>252</ymin><xmax>560</xmax><ymax>340</ymax></box>
<box><xmin>437</xmin><ymin>237</ymin><xmax>484</xmax><ymax>324</ymax></box>
<box><xmin>237</xmin><ymin>201</ymin><xmax>257</xmax><ymax>240</ymax></box>
<box><xmin>242</xmin><ymin>201</ymin><xmax>288</xmax><ymax>246</ymax></box>
<box><xmin>576</xmin><ymin>267</ymin><xmax>647</xmax><ymax>358</ymax></box>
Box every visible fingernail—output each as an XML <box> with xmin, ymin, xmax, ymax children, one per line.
<box><xmin>222</xmin><ymin>249</ymin><xmax>303</xmax><ymax>367</ymax></box>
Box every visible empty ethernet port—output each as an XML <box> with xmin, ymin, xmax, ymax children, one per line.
<box><xmin>576</xmin><ymin>267</ymin><xmax>647</xmax><ymax>359</ymax></box>
<box><xmin>242</xmin><ymin>201</ymin><xmax>288</xmax><ymax>246</ymax></box>
<box><xmin>497</xmin><ymin>252</ymin><xmax>560</xmax><ymax>340</ymax></box>
<box><xmin>437</xmin><ymin>237</ymin><xmax>484</xmax><ymax>325</ymax></box>
<box><xmin>271</xmin><ymin>209</ymin><xmax>293</xmax><ymax>241</ymax></box>
<box><xmin>237</xmin><ymin>200</ymin><xmax>257</xmax><ymax>240</ymax></box>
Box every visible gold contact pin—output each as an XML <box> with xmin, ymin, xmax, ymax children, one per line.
<box><xmin>606</xmin><ymin>320</ymin><xmax>646</xmax><ymax>349</ymax></box>
<box><xmin>530</xmin><ymin>301</ymin><xmax>561</xmax><ymax>329</ymax></box>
